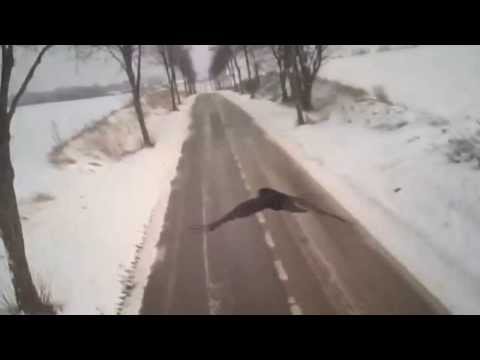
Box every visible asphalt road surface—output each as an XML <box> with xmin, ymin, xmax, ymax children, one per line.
<box><xmin>139</xmin><ymin>93</ymin><xmax>447</xmax><ymax>315</ymax></box>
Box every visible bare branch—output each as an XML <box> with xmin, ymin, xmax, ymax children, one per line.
<box><xmin>312</xmin><ymin>45</ymin><xmax>326</xmax><ymax>77</ymax></box>
<box><xmin>270</xmin><ymin>45</ymin><xmax>280</xmax><ymax>62</ymax></box>
<box><xmin>105</xmin><ymin>46</ymin><xmax>126</xmax><ymax>71</ymax></box>
<box><xmin>321</xmin><ymin>51</ymin><xmax>333</xmax><ymax>66</ymax></box>
<box><xmin>296</xmin><ymin>45</ymin><xmax>307</xmax><ymax>67</ymax></box>
<box><xmin>312</xmin><ymin>47</ymin><xmax>321</xmax><ymax>73</ymax></box>
<box><xmin>209</xmin><ymin>45</ymin><xmax>234</xmax><ymax>78</ymax></box>
<box><xmin>7</xmin><ymin>45</ymin><xmax>53</xmax><ymax>121</ymax></box>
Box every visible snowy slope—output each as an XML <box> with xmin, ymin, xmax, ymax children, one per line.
<box><xmin>221</xmin><ymin>45</ymin><xmax>480</xmax><ymax>314</ymax></box>
<box><xmin>11</xmin><ymin>94</ymin><xmax>131</xmax><ymax>200</ymax></box>
<box><xmin>321</xmin><ymin>45</ymin><xmax>480</xmax><ymax>121</ymax></box>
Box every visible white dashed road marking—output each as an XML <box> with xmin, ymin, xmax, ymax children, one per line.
<box><xmin>256</xmin><ymin>212</ymin><xmax>266</xmax><ymax>224</ymax></box>
<box><xmin>264</xmin><ymin>230</ymin><xmax>275</xmax><ymax>249</ymax></box>
<box><xmin>290</xmin><ymin>304</ymin><xmax>303</xmax><ymax>315</ymax></box>
<box><xmin>202</xmin><ymin>185</ymin><xmax>220</xmax><ymax>315</ymax></box>
<box><xmin>274</xmin><ymin>260</ymin><xmax>289</xmax><ymax>281</ymax></box>
<box><xmin>223</xmin><ymin>120</ymin><xmax>303</xmax><ymax>315</ymax></box>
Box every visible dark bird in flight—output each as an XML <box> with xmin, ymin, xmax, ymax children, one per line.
<box><xmin>192</xmin><ymin>187</ymin><xmax>348</xmax><ymax>232</ymax></box>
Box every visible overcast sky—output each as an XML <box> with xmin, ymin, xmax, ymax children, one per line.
<box><xmin>191</xmin><ymin>45</ymin><xmax>212</xmax><ymax>80</ymax></box>
<box><xmin>11</xmin><ymin>46</ymin><xmax>214</xmax><ymax>92</ymax></box>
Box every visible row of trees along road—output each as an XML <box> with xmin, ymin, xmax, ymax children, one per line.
<box><xmin>155</xmin><ymin>45</ymin><xmax>197</xmax><ymax>112</ymax></box>
<box><xmin>0</xmin><ymin>45</ymin><xmax>196</xmax><ymax>314</ymax></box>
<box><xmin>209</xmin><ymin>45</ymin><xmax>328</xmax><ymax>126</ymax></box>
<box><xmin>209</xmin><ymin>45</ymin><xmax>261</xmax><ymax>98</ymax></box>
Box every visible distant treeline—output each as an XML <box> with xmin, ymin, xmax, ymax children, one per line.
<box><xmin>15</xmin><ymin>78</ymin><xmax>166</xmax><ymax>107</ymax></box>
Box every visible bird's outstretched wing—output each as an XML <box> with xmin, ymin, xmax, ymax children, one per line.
<box><xmin>282</xmin><ymin>197</ymin><xmax>309</xmax><ymax>213</ymax></box>
<box><xmin>293</xmin><ymin>197</ymin><xmax>350</xmax><ymax>223</ymax></box>
<box><xmin>189</xmin><ymin>224</ymin><xmax>211</xmax><ymax>233</ymax></box>
<box><xmin>190</xmin><ymin>198</ymin><xmax>268</xmax><ymax>232</ymax></box>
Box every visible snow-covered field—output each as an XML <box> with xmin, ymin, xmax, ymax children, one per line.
<box><xmin>0</xmin><ymin>94</ymin><xmax>193</xmax><ymax>314</ymax></box>
<box><xmin>223</xmin><ymin>45</ymin><xmax>480</xmax><ymax>314</ymax></box>
<box><xmin>327</xmin><ymin>45</ymin><xmax>419</xmax><ymax>58</ymax></box>
<box><xmin>11</xmin><ymin>94</ymin><xmax>131</xmax><ymax>200</ymax></box>
<box><xmin>322</xmin><ymin>45</ymin><xmax>480</xmax><ymax>122</ymax></box>
<box><xmin>232</xmin><ymin>45</ymin><xmax>421</xmax><ymax>81</ymax></box>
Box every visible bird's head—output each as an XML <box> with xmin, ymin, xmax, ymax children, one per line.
<box><xmin>257</xmin><ymin>188</ymin><xmax>279</xmax><ymax>197</ymax></box>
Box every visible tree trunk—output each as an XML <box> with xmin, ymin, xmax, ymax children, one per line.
<box><xmin>243</xmin><ymin>46</ymin><xmax>254</xmax><ymax>98</ymax></box>
<box><xmin>160</xmin><ymin>50</ymin><xmax>177</xmax><ymax>111</ymax></box>
<box><xmin>295</xmin><ymin>46</ymin><xmax>314</xmax><ymax>111</ymax></box>
<box><xmin>279</xmin><ymin>70</ymin><xmax>289</xmax><ymax>102</ymax></box>
<box><xmin>272</xmin><ymin>48</ymin><xmax>289</xmax><ymax>102</ymax></box>
<box><xmin>228</xmin><ymin>61</ymin><xmax>238</xmax><ymax>91</ymax></box>
<box><xmin>124</xmin><ymin>59</ymin><xmax>153</xmax><ymax>147</ymax></box>
<box><xmin>250</xmin><ymin>48</ymin><xmax>260</xmax><ymax>87</ymax></box>
<box><xmin>290</xmin><ymin>73</ymin><xmax>304</xmax><ymax>126</ymax></box>
<box><xmin>232</xmin><ymin>53</ymin><xmax>244</xmax><ymax>94</ymax></box>
<box><xmin>291</xmin><ymin>50</ymin><xmax>305</xmax><ymax>126</ymax></box>
<box><xmin>0</xmin><ymin>139</ymin><xmax>52</xmax><ymax>314</ymax></box>
<box><xmin>295</xmin><ymin>57</ymin><xmax>305</xmax><ymax>99</ymax></box>
<box><xmin>132</xmin><ymin>94</ymin><xmax>152</xmax><ymax>145</ymax></box>
<box><xmin>253</xmin><ymin>62</ymin><xmax>260</xmax><ymax>87</ymax></box>
<box><xmin>167</xmin><ymin>47</ymin><xmax>182</xmax><ymax>105</ymax></box>
<box><xmin>135</xmin><ymin>46</ymin><xmax>153</xmax><ymax>147</ymax></box>
<box><xmin>0</xmin><ymin>46</ymin><xmax>52</xmax><ymax>314</ymax></box>
<box><xmin>301</xmin><ymin>78</ymin><xmax>313</xmax><ymax>111</ymax></box>
<box><xmin>170</xmin><ymin>65</ymin><xmax>181</xmax><ymax>105</ymax></box>
<box><xmin>243</xmin><ymin>46</ymin><xmax>252</xmax><ymax>82</ymax></box>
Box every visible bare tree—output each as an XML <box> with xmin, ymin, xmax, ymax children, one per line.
<box><xmin>209</xmin><ymin>45</ymin><xmax>244</xmax><ymax>94</ymax></box>
<box><xmin>230</xmin><ymin>48</ymin><xmax>244</xmax><ymax>94</ymax></box>
<box><xmin>209</xmin><ymin>45</ymin><xmax>231</xmax><ymax>88</ymax></box>
<box><xmin>156</xmin><ymin>45</ymin><xmax>178</xmax><ymax>111</ymax></box>
<box><xmin>103</xmin><ymin>45</ymin><xmax>153</xmax><ymax>146</ymax></box>
<box><xmin>249</xmin><ymin>47</ymin><xmax>260</xmax><ymax>89</ymax></box>
<box><xmin>176</xmin><ymin>46</ymin><xmax>197</xmax><ymax>96</ymax></box>
<box><xmin>283</xmin><ymin>45</ymin><xmax>305</xmax><ymax>126</ymax></box>
<box><xmin>295</xmin><ymin>45</ymin><xmax>328</xmax><ymax>111</ymax></box>
<box><xmin>183</xmin><ymin>77</ymin><xmax>188</xmax><ymax>94</ymax></box>
<box><xmin>0</xmin><ymin>45</ymin><xmax>55</xmax><ymax>314</ymax></box>
<box><xmin>269</xmin><ymin>45</ymin><xmax>289</xmax><ymax>102</ymax></box>
<box><xmin>227</xmin><ymin>60</ymin><xmax>238</xmax><ymax>91</ymax></box>
<box><xmin>176</xmin><ymin>49</ymin><xmax>189</xmax><ymax>95</ymax></box>
<box><xmin>167</xmin><ymin>46</ymin><xmax>182</xmax><ymax>105</ymax></box>
<box><xmin>242</xmin><ymin>45</ymin><xmax>255</xmax><ymax>98</ymax></box>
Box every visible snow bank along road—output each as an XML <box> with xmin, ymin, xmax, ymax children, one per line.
<box><xmin>140</xmin><ymin>93</ymin><xmax>447</xmax><ymax>315</ymax></box>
